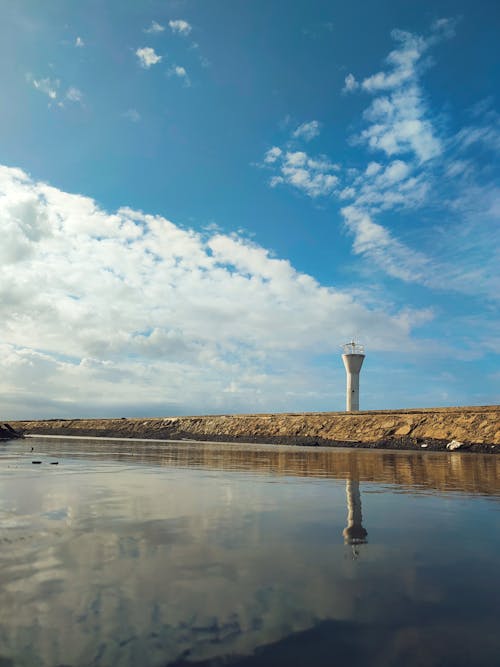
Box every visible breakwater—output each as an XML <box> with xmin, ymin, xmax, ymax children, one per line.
<box><xmin>12</xmin><ymin>405</ymin><xmax>500</xmax><ymax>452</ymax></box>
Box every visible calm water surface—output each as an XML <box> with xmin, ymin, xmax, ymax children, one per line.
<box><xmin>1</xmin><ymin>437</ymin><xmax>499</xmax><ymax>667</ymax></box>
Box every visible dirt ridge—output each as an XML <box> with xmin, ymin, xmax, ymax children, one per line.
<box><xmin>11</xmin><ymin>405</ymin><xmax>500</xmax><ymax>452</ymax></box>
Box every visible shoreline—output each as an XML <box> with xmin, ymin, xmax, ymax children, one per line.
<box><xmin>10</xmin><ymin>405</ymin><xmax>500</xmax><ymax>454</ymax></box>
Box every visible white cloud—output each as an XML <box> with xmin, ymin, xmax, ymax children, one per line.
<box><xmin>144</xmin><ymin>21</ymin><xmax>165</xmax><ymax>34</ymax></box>
<box><xmin>365</xmin><ymin>162</ymin><xmax>382</xmax><ymax>176</ymax></box>
<box><xmin>329</xmin><ymin>26</ymin><xmax>456</xmax><ymax>283</ymax></box>
<box><xmin>0</xmin><ymin>164</ymin><xmax>428</xmax><ymax>417</ymax></box>
<box><xmin>360</xmin><ymin>89</ymin><xmax>441</xmax><ymax>163</ymax></box>
<box><xmin>343</xmin><ymin>73</ymin><xmax>359</xmax><ymax>93</ymax></box>
<box><xmin>123</xmin><ymin>109</ymin><xmax>141</xmax><ymax>122</ymax></box>
<box><xmin>292</xmin><ymin>120</ymin><xmax>321</xmax><ymax>142</ymax></box>
<box><xmin>27</xmin><ymin>75</ymin><xmax>83</xmax><ymax>108</ymax></box>
<box><xmin>259</xmin><ymin>21</ymin><xmax>500</xmax><ymax>303</ymax></box>
<box><xmin>168</xmin><ymin>65</ymin><xmax>191</xmax><ymax>86</ymax></box>
<box><xmin>264</xmin><ymin>148</ymin><xmax>340</xmax><ymax>198</ymax></box>
<box><xmin>341</xmin><ymin>205</ymin><xmax>431</xmax><ymax>283</ymax></box>
<box><xmin>430</xmin><ymin>17</ymin><xmax>457</xmax><ymax>40</ymax></box>
<box><xmin>169</xmin><ymin>19</ymin><xmax>192</xmax><ymax>36</ymax></box>
<box><xmin>75</xmin><ymin>36</ymin><xmax>84</xmax><ymax>48</ymax></box>
<box><xmin>28</xmin><ymin>75</ymin><xmax>59</xmax><ymax>100</ymax></box>
<box><xmin>136</xmin><ymin>47</ymin><xmax>162</xmax><ymax>68</ymax></box>
<box><xmin>354</xmin><ymin>27</ymin><xmax>448</xmax><ymax>163</ymax></box>
<box><xmin>454</xmin><ymin>123</ymin><xmax>500</xmax><ymax>154</ymax></box>
<box><xmin>361</xmin><ymin>30</ymin><xmax>427</xmax><ymax>93</ymax></box>
<box><xmin>264</xmin><ymin>147</ymin><xmax>282</xmax><ymax>164</ymax></box>
<box><xmin>66</xmin><ymin>86</ymin><xmax>83</xmax><ymax>103</ymax></box>
<box><xmin>269</xmin><ymin>175</ymin><xmax>284</xmax><ymax>187</ymax></box>
<box><xmin>339</xmin><ymin>187</ymin><xmax>355</xmax><ymax>199</ymax></box>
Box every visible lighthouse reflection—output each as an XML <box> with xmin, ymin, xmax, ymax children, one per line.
<box><xmin>343</xmin><ymin>477</ymin><xmax>368</xmax><ymax>559</ymax></box>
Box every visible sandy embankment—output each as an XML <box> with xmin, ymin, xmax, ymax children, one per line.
<box><xmin>11</xmin><ymin>405</ymin><xmax>500</xmax><ymax>452</ymax></box>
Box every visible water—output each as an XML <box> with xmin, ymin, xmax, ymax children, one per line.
<box><xmin>1</xmin><ymin>437</ymin><xmax>499</xmax><ymax>667</ymax></box>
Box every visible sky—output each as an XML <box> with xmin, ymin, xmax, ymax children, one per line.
<box><xmin>0</xmin><ymin>0</ymin><xmax>499</xmax><ymax>419</ymax></box>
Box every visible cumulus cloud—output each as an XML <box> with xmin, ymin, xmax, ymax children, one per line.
<box><xmin>169</xmin><ymin>19</ymin><xmax>192</xmax><ymax>36</ymax></box>
<box><xmin>267</xmin><ymin>150</ymin><xmax>340</xmax><ymax>198</ymax></box>
<box><xmin>144</xmin><ymin>21</ymin><xmax>165</xmax><ymax>34</ymax></box>
<box><xmin>292</xmin><ymin>120</ymin><xmax>321</xmax><ymax>141</ymax></box>
<box><xmin>0</xmin><ymin>164</ymin><xmax>427</xmax><ymax>417</ymax></box>
<box><xmin>75</xmin><ymin>36</ymin><xmax>84</xmax><ymax>48</ymax></box>
<box><xmin>136</xmin><ymin>47</ymin><xmax>162</xmax><ymax>68</ymax></box>
<box><xmin>261</xmin><ymin>125</ymin><xmax>340</xmax><ymax>198</ymax></box>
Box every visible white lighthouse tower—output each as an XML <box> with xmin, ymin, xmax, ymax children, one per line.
<box><xmin>342</xmin><ymin>340</ymin><xmax>365</xmax><ymax>412</ymax></box>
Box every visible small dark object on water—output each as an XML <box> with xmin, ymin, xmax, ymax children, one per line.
<box><xmin>32</xmin><ymin>461</ymin><xmax>42</xmax><ymax>464</ymax></box>
<box><xmin>50</xmin><ymin>462</ymin><xmax>59</xmax><ymax>465</ymax></box>
<box><xmin>31</xmin><ymin>447</ymin><xmax>34</xmax><ymax>451</ymax></box>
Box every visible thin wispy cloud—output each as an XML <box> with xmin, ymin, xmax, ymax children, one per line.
<box><xmin>260</xmin><ymin>20</ymin><xmax>500</xmax><ymax>301</ymax></box>
<box><xmin>27</xmin><ymin>73</ymin><xmax>83</xmax><ymax>109</ymax></box>
<box><xmin>27</xmin><ymin>75</ymin><xmax>59</xmax><ymax>100</ymax></box>
<box><xmin>75</xmin><ymin>36</ymin><xmax>84</xmax><ymax>48</ymax></box>
<box><xmin>292</xmin><ymin>120</ymin><xmax>321</xmax><ymax>142</ymax></box>
<box><xmin>65</xmin><ymin>86</ymin><xmax>83</xmax><ymax>103</ymax></box>
<box><xmin>144</xmin><ymin>21</ymin><xmax>165</xmax><ymax>34</ymax></box>
<box><xmin>123</xmin><ymin>108</ymin><xmax>141</xmax><ymax>122</ymax></box>
<box><xmin>453</xmin><ymin>106</ymin><xmax>500</xmax><ymax>155</ymax></box>
<box><xmin>169</xmin><ymin>19</ymin><xmax>192</xmax><ymax>36</ymax></box>
<box><xmin>136</xmin><ymin>47</ymin><xmax>162</xmax><ymax>68</ymax></box>
<box><xmin>355</xmin><ymin>28</ymin><xmax>445</xmax><ymax>163</ymax></box>
<box><xmin>342</xmin><ymin>73</ymin><xmax>359</xmax><ymax>93</ymax></box>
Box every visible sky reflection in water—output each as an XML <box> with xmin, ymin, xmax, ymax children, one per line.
<box><xmin>1</xmin><ymin>439</ymin><xmax>499</xmax><ymax>667</ymax></box>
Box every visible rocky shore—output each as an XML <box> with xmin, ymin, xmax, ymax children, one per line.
<box><xmin>0</xmin><ymin>423</ymin><xmax>23</xmax><ymax>440</ymax></box>
<box><xmin>11</xmin><ymin>405</ymin><xmax>500</xmax><ymax>453</ymax></box>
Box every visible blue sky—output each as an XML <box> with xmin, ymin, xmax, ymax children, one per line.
<box><xmin>0</xmin><ymin>0</ymin><xmax>499</xmax><ymax>418</ymax></box>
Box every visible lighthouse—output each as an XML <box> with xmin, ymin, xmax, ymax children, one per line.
<box><xmin>342</xmin><ymin>340</ymin><xmax>365</xmax><ymax>412</ymax></box>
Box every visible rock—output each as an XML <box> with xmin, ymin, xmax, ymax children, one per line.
<box><xmin>0</xmin><ymin>423</ymin><xmax>23</xmax><ymax>440</ymax></box>
<box><xmin>446</xmin><ymin>439</ymin><xmax>464</xmax><ymax>451</ymax></box>
<box><xmin>421</xmin><ymin>443</ymin><xmax>428</xmax><ymax>448</ymax></box>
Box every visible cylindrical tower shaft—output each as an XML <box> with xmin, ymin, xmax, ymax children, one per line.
<box><xmin>345</xmin><ymin>367</ymin><xmax>359</xmax><ymax>411</ymax></box>
<box><xmin>342</xmin><ymin>352</ymin><xmax>365</xmax><ymax>412</ymax></box>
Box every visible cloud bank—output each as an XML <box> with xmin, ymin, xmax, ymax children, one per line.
<box><xmin>0</xmin><ymin>165</ymin><xmax>427</xmax><ymax>418</ymax></box>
